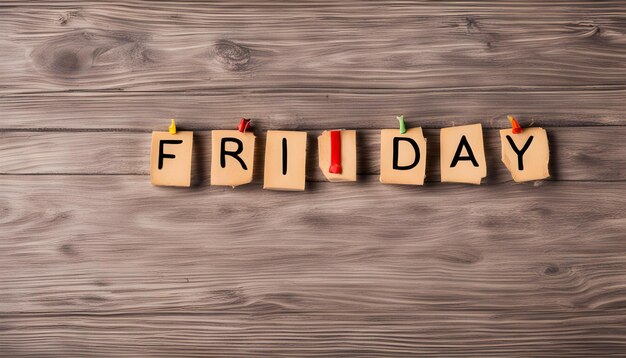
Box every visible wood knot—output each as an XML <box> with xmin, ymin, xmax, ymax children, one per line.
<box><xmin>210</xmin><ymin>289</ymin><xmax>247</xmax><ymax>304</ymax></box>
<box><xmin>436</xmin><ymin>249</ymin><xmax>482</xmax><ymax>265</ymax></box>
<box><xmin>465</xmin><ymin>16</ymin><xmax>480</xmax><ymax>33</ymax></box>
<box><xmin>576</xmin><ymin>21</ymin><xmax>601</xmax><ymax>38</ymax></box>
<box><xmin>52</xmin><ymin>50</ymin><xmax>81</xmax><ymax>73</ymax></box>
<box><xmin>59</xmin><ymin>243</ymin><xmax>78</xmax><ymax>256</ymax></box>
<box><xmin>30</xmin><ymin>31</ymin><xmax>153</xmax><ymax>78</ymax></box>
<box><xmin>544</xmin><ymin>264</ymin><xmax>560</xmax><ymax>276</ymax></box>
<box><xmin>461</xmin><ymin>16</ymin><xmax>496</xmax><ymax>50</ymax></box>
<box><xmin>58</xmin><ymin>10</ymin><xmax>79</xmax><ymax>26</ymax></box>
<box><xmin>214</xmin><ymin>40</ymin><xmax>251</xmax><ymax>71</ymax></box>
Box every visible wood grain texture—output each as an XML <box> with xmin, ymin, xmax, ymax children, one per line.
<box><xmin>1</xmin><ymin>90</ymin><xmax>625</xmax><ymax>130</ymax></box>
<box><xmin>1</xmin><ymin>0</ymin><xmax>626</xmax><ymax>128</ymax></box>
<box><xmin>1</xmin><ymin>0</ymin><xmax>626</xmax><ymax>356</ymax></box>
<box><xmin>2</xmin><ymin>1</ymin><xmax>626</xmax><ymax>94</ymax></box>
<box><xmin>0</xmin><ymin>127</ymin><xmax>624</xmax><ymax>182</ymax></box>
<box><xmin>0</xmin><ymin>176</ymin><xmax>625</xmax><ymax>356</ymax></box>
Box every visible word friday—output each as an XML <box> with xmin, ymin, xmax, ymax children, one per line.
<box><xmin>150</xmin><ymin>123</ymin><xmax>550</xmax><ymax>189</ymax></box>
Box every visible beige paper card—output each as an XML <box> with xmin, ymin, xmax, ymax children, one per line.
<box><xmin>500</xmin><ymin>127</ymin><xmax>550</xmax><ymax>182</ymax></box>
<box><xmin>380</xmin><ymin>128</ymin><xmax>427</xmax><ymax>185</ymax></box>
<box><xmin>150</xmin><ymin>131</ymin><xmax>193</xmax><ymax>187</ymax></box>
<box><xmin>318</xmin><ymin>130</ymin><xmax>357</xmax><ymax>182</ymax></box>
<box><xmin>440</xmin><ymin>124</ymin><xmax>487</xmax><ymax>184</ymax></box>
<box><xmin>210</xmin><ymin>130</ymin><xmax>256</xmax><ymax>187</ymax></box>
<box><xmin>263</xmin><ymin>130</ymin><xmax>307</xmax><ymax>191</ymax></box>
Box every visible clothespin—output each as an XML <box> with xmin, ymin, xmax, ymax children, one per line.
<box><xmin>397</xmin><ymin>115</ymin><xmax>407</xmax><ymax>134</ymax></box>
<box><xmin>238</xmin><ymin>118</ymin><xmax>251</xmax><ymax>133</ymax></box>
<box><xmin>507</xmin><ymin>115</ymin><xmax>522</xmax><ymax>134</ymax></box>
<box><xmin>169</xmin><ymin>119</ymin><xmax>177</xmax><ymax>134</ymax></box>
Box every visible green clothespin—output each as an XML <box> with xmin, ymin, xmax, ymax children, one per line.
<box><xmin>397</xmin><ymin>115</ymin><xmax>407</xmax><ymax>134</ymax></box>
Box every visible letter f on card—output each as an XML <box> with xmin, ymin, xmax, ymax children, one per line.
<box><xmin>150</xmin><ymin>131</ymin><xmax>193</xmax><ymax>187</ymax></box>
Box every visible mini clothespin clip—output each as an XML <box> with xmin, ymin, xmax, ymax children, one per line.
<box><xmin>397</xmin><ymin>115</ymin><xmax>407</xmax><ymax>134</ymax></box>
<box><xmin>237</xmin><ymin>118</ymin><xmax>251</xmax><ymax>133</ymax></box>
<box><xmin>168</xmin><ymin>119</ymin><xmax>177</xmax><ymax>134</ymax></box>
<box><xmin>507</xmin><ymin>115</ymin><xmax>522</xmax><ymax>134</ymax></box>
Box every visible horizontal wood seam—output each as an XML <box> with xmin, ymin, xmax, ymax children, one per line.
<box><xmin>1</xmin><ymin>125</ymin><xmax>624</xmax><ymax>133</ymax></box>
<box><xmin>0</xmin><ymin>174</ymin><xmax>621</xmax><ymax>184</ymax></box>
<box><xmin>4</xmin><ymin>85</ymin><xmax>626</xmax><ymax>96</ymax></box>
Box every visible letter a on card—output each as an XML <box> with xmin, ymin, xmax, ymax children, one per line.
<box><xmin>500</xmin><ymin>127</ymin><xmax>549</xmax><ymax>182</ymax></box>
<box><xmin>318</xmin><ymin>130</ymin><xmax>357</xmax><ymax>182</ymax></box>
<box><xmin>263</xmin><ymin>130</ymin><xmax>307</xmax><ymax>191</ymax></box>
<box><xmin>150</xmin><ymin>131</ymin><xmax>193</xmax><ymax>187</ymax></box>
<box><xmin>440</xmin><ymin>124</ymin><xmax>487</xmax><ymax>184</ymax></box>
<box><xmin>210</xmin><ymin>130</ymin><xmax>255</xmax><ymax>187</ymax></box>
<box><xmin>380</xmin><ymin>128</ymin><xmax>427</xmax><ymax>185</ymax></box>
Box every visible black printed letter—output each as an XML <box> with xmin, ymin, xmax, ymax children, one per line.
<box><xmin>281</xmin><ymin>138</ymin><xmax>288</xmax><ymax>175</ymax></box>
<box><xmin>220</xmin><ymin>138</ymin><xmax>247</xmax><ymax>170</ymax></box>
<box><xmin>158</xmin><ymin>140</ymin><xmax>183</xmax><ymax>169</ymax></box>
<box><xmin>505</xmin><ymin>135</ymin><xmax>534</xmax><ymax>170</ymax></box>
<box><xmin>392</xmin><ymin>137</ymin><xmax>420</xmax><ymax>170</ymax></box>
<box><xmin>450</xmin><ymin>135</ymin><xmax>479</xmax><ymax>167</ymax></box>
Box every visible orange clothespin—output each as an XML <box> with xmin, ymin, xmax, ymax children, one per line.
<box><xmin>507</xmin><ymin>115</ymin><xmax>522</xmax><ymax>134</ymax></box>
<box><xmin>169</xmin><ymin>119</ymin><xmax>177</xmax><ymax>134</ymax></box>
<box><xmin>238</xmin><ymin>118</ymin><xmax>251</xmax><ymax>133</ymax></box>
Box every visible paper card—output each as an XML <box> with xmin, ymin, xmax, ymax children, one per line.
<box><xmin>263</xmin><ymin>130</ymin><xmax>307</xmax><ymax>191</ymax></box>
<box><xmin>500</xmin><ymin>127</ymin><xmax>550</xmax><ymax>182</ymax></box>
<box><xmin>380</xmin><ymin>128</ymin><xmax>427</xmax><ymax>185</ymax></box>
<box><xmin>150</xmin><ymin>131</ymin><xmax>193</xmax><ymax>187</ymax></box>
<box><xmin>210</xmin><ymin>130</ymin><xmax>256</xmax><ymax>187</ymax></box>
<box><xmin>318</xmin><ymin>130</ymin><xmax>357</xmax><ymax>182</ymax></box>
<box><xmin>440</xmin><ymin>124</ymin><xmax>487</xmax><ymax>184</ymax></box>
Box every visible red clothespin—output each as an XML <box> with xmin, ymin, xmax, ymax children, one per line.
<box><xmin>329</xmin><ymin>130</ymin><xmax>342</xmax><ymax>174</ymax></box>
<box><xmin>507</xmin><ymin>115</ymin><xmax>522</xmax><ymax>134</ymax></box>
<box><xmin>238</xmin><ymin>118</ymin><xmax>251</xmax><ymax>133</ymax></box>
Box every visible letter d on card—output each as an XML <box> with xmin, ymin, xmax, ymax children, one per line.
<box><xmin>380</xmin><ymin>128</ymin><xmax>427</xmax><ymax>185</ymax></box>
<box><xmin>150</xmin><ymin>131</ymin><xmax>193</xmax><ymax>187</ymax></box>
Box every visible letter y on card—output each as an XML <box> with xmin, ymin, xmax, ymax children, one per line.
<box><xmin>500</xmin><ymin>127</ymin><xmax>549</xmax><ymax>182</ymax></box>
<box><xmin>150</xmin><ymin>131</ymin><xmax>193</xmax><ymax>187</ymax></box>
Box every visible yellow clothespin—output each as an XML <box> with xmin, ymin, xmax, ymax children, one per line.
<box><xmin>169</xmin><ymin>119</ymin><xmax>177</xmax><ymax>134</ymax></box>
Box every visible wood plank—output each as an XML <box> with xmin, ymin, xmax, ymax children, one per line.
<box><xmin>0</xmin><ymin>177</ymin><xmax>624</xmax><ymax>356</ymax></box>
<box><xmin>1</xmin><ymin>90</ymin><xmax>625</xmax><ymax>129</ymax></box>
<box><xmin>1</xmin><ymin>127</ymin><xmax>624</xmax><ymax>182</ymax></box>
<box><xmin>1</xmin><ymin>312</ymin><xmax>626</xmax><ymax>357</ymax></box>
<box><xmin>1</xmin><ymin>1</ymin><xmax>626</xmax><ymax>94</ymax></box>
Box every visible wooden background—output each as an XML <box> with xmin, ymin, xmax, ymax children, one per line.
<box><xmin>1</xmin><ymin>1</ymin><xmax>625</xmax><ymax>356</ymax></box>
